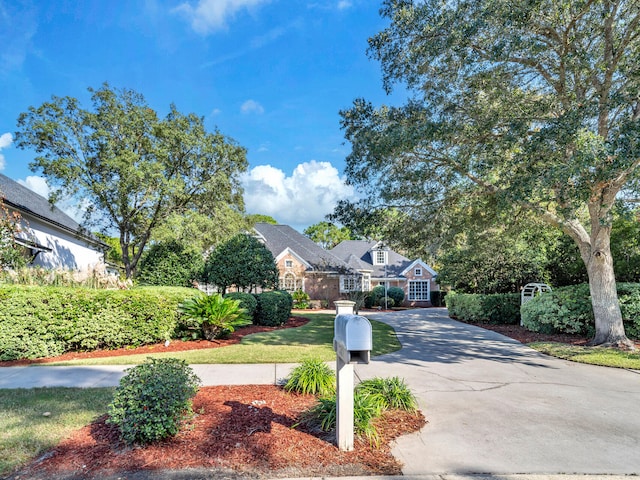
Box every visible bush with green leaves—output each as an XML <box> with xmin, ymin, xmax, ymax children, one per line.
<box><xmin>378</xmin><ymin>296</ymin><xmax>395</xmax><ymax>308</ymax></box>
<box><xmin>301</xmin><ymin>375</ymin><xmax>418</xmax><ymax>445</ymax></box>
<box><xmin>0</xmin><ymin>285</ymin><xmax>195</xmax><ymax>360</ymax></box>
<box><xmin>107</xmin><ymin>358</ymin><xmax>200</xmax><ymax>445</ymax></box>
<box><xmin>223</xmin><ymin>292</ymin><xmax>258</xmax><ymax>319</ymax></box>
<box><xmin>521</xmin><ymin>283</ymin><xmax>640</xmax><ymax>338</ymax></box>
<box><xmin>445</xmin><ymin>292</ymin><xmax>521</xmax><ymax>324</ymax></box>
<box><xmin>254</xmin><ymin>290</ymin><xmax>293</xmax><ymax>326</ymax></box>
<box><xmin>364</xmin><ymin>285</ymin><xmax>386</xmax><ymax>309</ymax></box>
<box><xmin>178</xmin><ymin>293</ymin><xmax>251</xmax><ymax>340</ymax></box>
<box><xmin>136</xmin><ymin>240</ymin><xmax>204</xmax><ymax>287</ymax></box>
<box><xmin>386</xmin><ymin>286</ymin><xmax>405</xmax><ymax>306</ymax></box>
<box><xmin>284</xmin><ymin>359</ymin><xmax>335</xmax><ymax>396</ymax></box>
<box><xmin>292</xmin><ymin>289</ymin><xmax>311</xmax><ymax>309</ymax></box>
<box><xmin>356</xmin><ymin>377</ymin><xmax>418</xmax><ymax>412</ymax></box>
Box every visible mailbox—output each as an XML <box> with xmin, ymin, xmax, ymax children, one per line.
<box><xmin>333</xmin><ymin>314</ymin><xmax>372</xmax><ymax>364</ymax></box>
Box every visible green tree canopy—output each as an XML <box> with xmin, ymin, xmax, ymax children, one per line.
<box><xmin>202</xmin><ymin>233</ymin><xmax>279</xmax><ymax>294</ymax></box>
<box><xmin>136</xmin><ymin>240</ymin><xmax>204</xmax><ymax>287</ymax></box>
<box><xmin>303</xmin><ymin>221</ymin><xmax>354</xmax><ymax>249</ymax></box>
<box><xmin>15</xmin><ymin>84</ymin><xmax>247</xmax><ymax>278</ymax></box>
<box><xmin>337</xmin><ymin>0</ymin><xmax>640</xmax><ymax>348</ymax></box>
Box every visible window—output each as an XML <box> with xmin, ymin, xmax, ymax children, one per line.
<box><xmin>414</xmin><ymin>267</ymin><xmax>422</xmax><ymax>276</ymax></box>
<box><xmin>284</xmin><ymin>259</ymin><xmax>293</xmax><ymax>268</ymax></box>
<box><xmin>361</xmin><ymin>274</ymin><xmax>371</xmax><ymax>292</ymax></box>
<box><xmin>280</xmin><ymin>272</ymin><xmax>296</xmax><ymax>291</ymax></box>
<box><xmin>373</xmin><ymin>250</ymin><xmax>387</xmax><ymax>265</ymax></box>
<box><xmin>340</xmin><ymin>275</ymin><xmax>359</xmax><ymax>293</ymax></box>
<box><xmin>408</xmin><ymin>280</ymin><xmax>430</xmax><ymax>301</ymax></box>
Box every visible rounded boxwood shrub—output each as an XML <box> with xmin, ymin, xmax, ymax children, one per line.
<box><xmin>364</xmin><ymin>285</ymin><xmax>386</xmax><ymax>309</ymax></box>
<box><xmin>254</xmin><ymin>290</ymin><xmax>293</xmax><ymax>326</ymax></box>
<box><xmin>223</xmin><ymin>292</ymin><xmax>258</xmax><ymax>319</ymax></box>
<box><xmin>378</xmin><ymin>296</ymin><xmax>395</xmax><ymax>308</ymax></box>
<box><xmin>107</xmin><ymin>357</ymin><xmax>200</xmax><ymax>445</ymax></box>
<box><xmin>387</xmin><ymin>286</ymin><xmax>405</xmax><ymax>306</ymax></box>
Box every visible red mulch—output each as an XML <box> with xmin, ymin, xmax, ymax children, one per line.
<box><xmin>13</xmin><ymin>385</ymin><xmax>426</xmax><ymax>479</ymax></box>
<box><xmin>0</xmin><ymin>316</ymin><xmax>310</xmax><ymax>367</ymax></box>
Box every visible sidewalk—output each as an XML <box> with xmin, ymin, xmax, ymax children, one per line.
<box><xmin>0</xmin><ymin>363</ymin><xmax>298</xmax><ymax>389</ymax></box>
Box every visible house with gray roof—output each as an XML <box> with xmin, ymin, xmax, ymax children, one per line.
<box><xmin>0</xmin><ymin>173</ymin><xmax>107</xmax><ymax>270</ymax></box>
<box><xmin>331</xmin><ymin>240</ymin><xmax>438</xmax><ymax>307</ymax></box>
<box><xmin>253</xmin><ymin>222</ymin><xmax>364</xmax><ymax>305</ymax></box>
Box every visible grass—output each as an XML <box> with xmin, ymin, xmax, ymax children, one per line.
<box><xmin>529</xmin><ymin>342</ymin><xmax>640</xmax><ymax>369</ymax></box>
<box><xmin>0</xmin><ymin>387</ymin><xmax>114</xmax><ymax>477</ymax></box>
<box><xmin>42</xmin><ymin>313</ymin><xmax>402</xmax><ymax>366</ymax></box>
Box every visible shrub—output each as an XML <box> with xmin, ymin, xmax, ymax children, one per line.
<box><xmin>223</xmin><ymin>292</ymin><xmax>258</xmax><ymax>319</ymax></box>
<box><xmin>178</xmin><ymin>293</ymin><xmax>251</xmax><ymax>340</ymax></box>
<box><xmin>107</xmin><ymin>358</ymin><xmax>200</xmax><ymax>445</ymax></box>
<box><xmin>430</xmin><ymin>290</ymin><xmax>446</xmax><ymax>307</ymax></box>
<box><xmin>386</xmin><ymin>286</ymin><xmax>405</xmax><ymax>306</ymax></box>
<box><xmin>378</xmin><ymin>296</ymin><xmax>395</xmax><ymax>308</ymax></box>
<box><xmin>445</xmin><ymin>291</ymin><xmax>521</xmax><ymax>324</ymax></box>
<box><xmin>284</xmin><ymin>359</ymin><xmax>335</xmax><ymax>396</ymax></box>
<box><xmin>136</xmin><ymin>241</ymin><xmax>204</xmax><ymax>287</ymax></box>
<box><xmin>254</xmin><ymin>290</ymin><xmax>293</xmax><ymax>326</ymax></box>
<box><xmin>356</xmin><ymin>377</ymin><xmax>418</xmax><ymax>412</ymax></box>
<box><xmin>521</xmin><ymin>283</ymin><xmax>640</xmax><ymax>338</ymax></box>
<box><xmin>292</xmin><ymin>289</ymin><xmax>311</xmax><ymax>309</ymax></box>
<box><xmin>0</xmin><ymin>286</ymin><xmax>194</xmax><ymax>360</ymax></box>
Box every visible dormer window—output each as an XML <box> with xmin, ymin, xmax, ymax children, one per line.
<box><xmin>285</xmin><ymin>259</ymin><xmax>293</xmax><ymax>268</ymax></box>
<box><xmin>373</xmin><ymin>249</ymin><xmax>387</xmax><ymax>265</ymax></box>
<box><xmin>415</xmin><ymin>267</ymin><xmax>422</xmax><ymax>276</ymax></box>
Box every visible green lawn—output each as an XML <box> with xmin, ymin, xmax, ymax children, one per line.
<box><xmin>0</xmin><ymin>387</ymin><xmax>114</xmax><ymax>477</ymax></box>
<box><xmin>43</xmin><ymin>313</ymin><xmax>402</xmax><ymax>366</ymax></box>
<box><xmin>529</xmin><ymin>342</ymin><xmax>640</xmax><ymax>369</ymax></box>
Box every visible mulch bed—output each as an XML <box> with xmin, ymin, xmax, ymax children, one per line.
<box><xmin>11</xmin><ymin>385</ymin><xmax>426</xmax><ymax>479</ymax></box>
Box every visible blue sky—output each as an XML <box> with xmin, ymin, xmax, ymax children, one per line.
<box><xmin>0</xmin><ymin>0</ymin><xmax>403</xmax><ymax>231</ymax></box>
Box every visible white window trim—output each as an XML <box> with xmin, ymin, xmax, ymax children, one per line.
<box><xmin>408</xmin><ymin>279</ymin><xmax>431</xmax><ymax>301</ymax></box>
<box><xmin>415</xmin><ymin>267</ymin><xmax>422</xmax><ymax>276</ymax></box>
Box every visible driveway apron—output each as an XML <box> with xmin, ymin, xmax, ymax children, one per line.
<box><xmin>356</xmin><ymin>308</ymin><xmax>640</xmax><ymax>475</ymax></box>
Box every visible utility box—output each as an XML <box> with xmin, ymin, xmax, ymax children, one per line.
<box><xmin>333</xmin><ymin>314</ymin><xmax>372</xmax><ymax>364</ymax></box>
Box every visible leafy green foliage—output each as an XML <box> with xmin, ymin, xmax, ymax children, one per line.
<box><xmin>223</xmin><ymin>292</ymin><xmax>258</xmax><ymax>319</ymax></box>
<box><xmin>202</xmin><ymin>234</ymin><xmax>278</xmax><ymax>294</ymax></box>
<box><xmin>15</xmin><ymin>83</ymin><xmax>247</xmax><ymax>278</ymax></box>
<box><xmin>0</xmin><ymin>286</ymin><xmax>195</xmax><ymax>360</ymax></box>
<box><xmin>136</xmin><ymin>240</ymin><xmax>204</xmax><ymax>287</ymax></box>
<box><xmin>378</xmin><ymin>296</ymin><xmax>395</xmax><ymax>308</ymax></box>
<box><xmin>302</xmin><ymin>375</ymin><xmax>418</xmax><ymax>445</ymax></box>
<box><xmin>292</xmin><ymin>289</ymin><xmax>311</xmax><ymax>309</ymax></box>
<box><xmin>107</xmin><ymin>358</ymin><xmax>200</xmax><ymax>445</ymax></box>
<box><xmin>356</xmin><ymin>377</ymin><xmax>418</xmax><ymax>413</ymax></box>
<box><xmin>254</xmin><ymin>290</ymin><xmax>293</xmax><ymax>326</ymax></box>
<box><xmin>337</xmin><ymin>0</ymin><xmax>640</xmax><ymax>346</ymax></box>
<box><xmin>303</xmin><ymin>221</ymin><xmax>354</xmax><ymax>249</ymax></box>
<box><xmin>284</xmin><ymin>359</ymin><xmax>335</xmax><ymax>396</ymax></box>
<box><xmin>521</xmin><ymin>284</ymin><xmax>640</xmax><ymax>338</ymax></box>
<box><xmin>178</xmin><ymin>293</ymin><xmax>251</xmax><ymax>340</ymax></box>
<box><xmin>364</xmin><ymin>285</ymin><xmax>386</xmax><ymax>309</ymax></box>
<box><xmin>0</xmin><ymin>198</ymin><xmax>27</xmax><ymax>270</ymax></box>
<box><xmin>445</xmin><ymin>292</ymin><xmax>521</xmax><ymax>325</ymax></box>
<box><xmin>386</xmin><ymin>286</ymin><xmax>404</xmax><ymax>306</ymax></box>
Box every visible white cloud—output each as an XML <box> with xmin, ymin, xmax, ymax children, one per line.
<box><xmin>174</xmin><ymin>0</ymin><xmax>269</xmax><ymax>35</ymax></box>
<box><xmin>17</xmin><ymin>175</ymin><xmax>50</xmax><ymax>198</ymax></box>
<box><xmin>337</xmin><ymin>1</ymin><xmax>353</xmax><ymax>10</ymax></box>
<box><xmin>242</xmin><ymin>160</ymin><xmax>355</xmax><ymax>228</ymax></box>
<box><xmin>241</xmin><ymin>99</ymin><xmax>265</xmax><ymax>115</ymax></box>
<box><xmin>0</xmin><ymin>132</ymin><xmax>13</xmax><ymax>170</ymax></box>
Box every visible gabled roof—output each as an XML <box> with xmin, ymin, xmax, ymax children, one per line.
<box><xmin>0</xmin><ymin>173</ymin><xmax>104</xmax><ymax>246</ymax></box>
<box><xmin>253</xmin><ymin>223</ymin><xmax>352</xmax><ymax>273</ymax></box>
<box><xmin>331</xmin><ymin>240</ymin><xmax>422</xmax><ymax>279</ymax></box>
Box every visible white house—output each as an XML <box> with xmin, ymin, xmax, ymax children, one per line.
<box><xmin>0</xmin><ymin>174</ymin><xmax>107</xmax><ymax>270</ymax></box>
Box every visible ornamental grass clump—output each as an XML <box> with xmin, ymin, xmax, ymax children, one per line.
<box><xmin>284</xmin><ymin>358</ymin><xmax>335</xmax><ymax>396</ymax></box>
<box><xmin>107</xmin><ymin>357</ymin><xmax>200</xmax><ymax>445</ymax></box>
<box><xmin>356</xmin><ymin>376</ymin><xmax>418</xmax><ymax>412</ymax></box>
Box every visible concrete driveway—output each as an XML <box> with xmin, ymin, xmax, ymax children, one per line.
<box><xmin>356</xmin><ymin>308</ymin><xmax>640</xmax><ymax>475</ymax></box>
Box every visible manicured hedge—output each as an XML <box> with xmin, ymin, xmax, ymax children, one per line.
<box><xmin>521</xmin><ymin>283</ymin><xmax>640</xmax><ymax>338</ymax></box>
<box><xmin>0</xmin><ymin>285</ymin><xmax>198</xmax><ymax>361</ymax></box>
<box><xmin>223</xmin><ymin>292</ymin><xmax>258</xmax><ymax>319</ymax></box>
<box><xmin>445</xmin><ymin>292</ymin><xmax>521</xmax><ymax>324</ymax></box>
<box><xmin>253</xmin><ymin>290</ymin><xmax>293</xmax><ymax>326</ymax></box>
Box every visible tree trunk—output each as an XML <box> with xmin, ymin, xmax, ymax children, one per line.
<box><xmin>584</xmin><ymin>235</ymin><xmax>635</xmax><ymax>349</ymax></box>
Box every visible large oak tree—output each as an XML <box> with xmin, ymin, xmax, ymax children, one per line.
<box><xmin>15</xmin><ymin>84</ymin><xmax>247</xmax><ymax>278</ymax></box>
<box><xmin>338</xmin><ymin>0</ymin><xmax>640</xmax><ymax>348</ymax></box>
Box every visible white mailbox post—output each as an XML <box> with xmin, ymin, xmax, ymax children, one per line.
<box><xmin>333</xmin><ymin>301</ymin><xmax>373</xmax><ymax>451</ymax></box>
